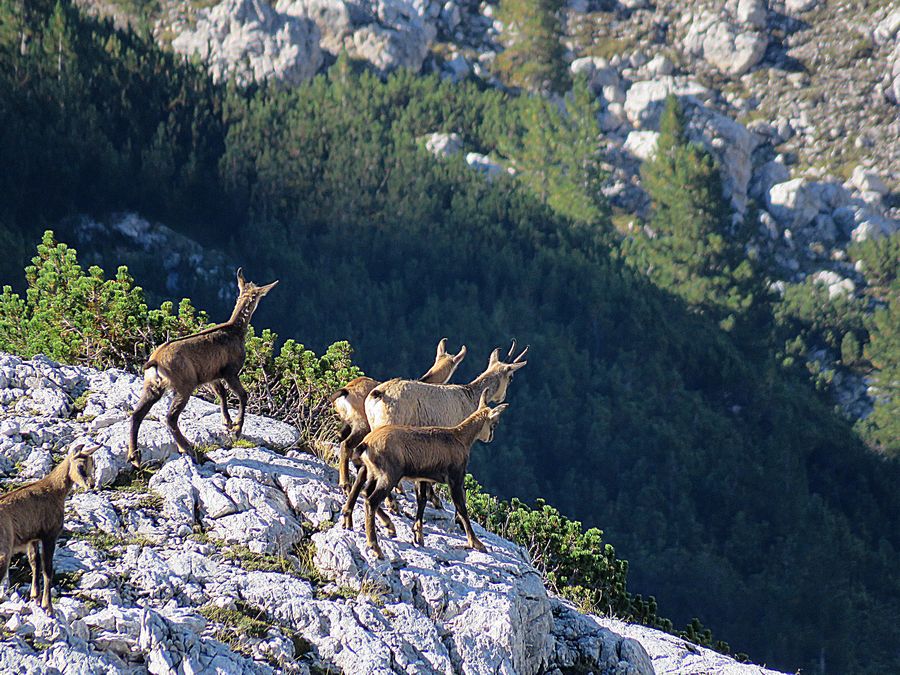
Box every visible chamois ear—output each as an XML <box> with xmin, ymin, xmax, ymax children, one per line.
<box><xmin>488</xmin><ymin>347</ymin><xmax>501</xmax><ymax>367</ymax></box>
<box><xmin>506</xmin><ymin>360</ymin><xmax>528</xmax><ymax>371</ymax></box>
<box><xmin>79</xmin><ymin>443</ymin><xmax>101</xmax><ymax>457</ymax></box>
<box><xmin>436</xmin><ymin>338</ymin><xmax>448</xmax><ymax>358</ymax></box>
<box><xmin>488</xmin><ymin>403</ymin><xmax>509</xmax><ymax>419</ymax></box>
<box><xmin>236</xmin><ymin>267</ymin><xmax>247</xmax><ymax>291</ymax></box>
<box><xmin>258</xmin><ymin>280</ymin><xmax>279</xmax><ymax>295</ymax></box>
<box><xmin>453</xmin><ymin>344</ymin><xmax>467</xmax><ymax>364</ymax></box>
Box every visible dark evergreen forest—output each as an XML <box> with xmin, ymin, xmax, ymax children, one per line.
<box><xmin>2</xmin><ymin>2</ymin><xmax>899</xmax><ymax>672</ymax></box>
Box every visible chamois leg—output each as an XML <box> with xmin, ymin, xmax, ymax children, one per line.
<box><xmin>128</xmin><ymin>383</ymin><xmax>164</xmax><ymax>468</ymax></box>
<box><xmin>413</xmin><ymin>482</ymin><xmax>429</xmax><ymax>546</ymax></box>
<box><xmin>39</xmin><ymin>535</ymin><xmax>55</xmax><ymax>613</ymax></box>
<box><xmin>166</xmin><ymin>391</ymin><xmax>196</xmax><ymax>462</ymax></box>
<box><xmin>426</xmin><ymin>483</ymin><xmax>444</xmax><ymax>511</ymax></box>
<box><xmin>211</xmin><ymin>380</ymin><xmax>233</xmax><ymax>432</ymax></box>
<box><xmin>27</xmin><ymin>541</ymin><xmax>41</xmax><ymax>601</ymax></box>
<box><xmin>365</xmin><ymin>483</ymin><xmax>392</xmax><ymax>560</ymax></box>
<box><xmin>342</xmin><ymin>467</ymin><xmax>394</xmax><ymax>533</ymax></box>
<box><xmin>343</xmin><ymin>466</ymin><xmax>367</xmax><ymax>530</ymax></box>
<box><xmin>0</xmin><ymin>549</ymin><xmax>9</xmax><ymax>600</ymax></box>
<box><xmin>449</xmin><ymin>474</ymin><xmax>485</xmax><ymax>553</ymax></box>
<box><xmin>338</xmin><ymin>427</ymin><xmax>366</xmax><ymax>494</ymax></box>
<box><xmin>223</xmin><ymin>374</ymin><xmax>248</xmax><ymax>437</ymax></box>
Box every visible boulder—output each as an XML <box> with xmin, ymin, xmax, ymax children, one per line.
<box><xmin>684</xmin><ymin>13</ymin><xmax>767</xmax><ymax>76</ymax></box>
<box><xmin>624</xmin><ymin>130</ymin><xmax>660</xmax><ymax>160</ymax></box>
<box><xmin>171</xmin><ymin>0</ymin><xmax>322</xmax><ymax>86</ymax></box>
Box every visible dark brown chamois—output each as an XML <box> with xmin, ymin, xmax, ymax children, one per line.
<box><xmin>128</xmin><ymin>268</ymin><xmax>277</xmax><ymax>467</ymax></box>
<box><xmin>0</xmin><ymin>440</ymin><xmax>98</xmax><ymax>612</ymax></box>
<box><xmin>343</xmin><ymin>391</ymin><xmax>508</xmax><ymax>559</ymax></box>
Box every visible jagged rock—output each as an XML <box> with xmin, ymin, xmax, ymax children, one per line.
<box><xmin>684</xmin><ymin>12</ymin><xmax>767</xmax><ymax>76</ymax></box>
<box><xmin>767</xmin><ymin>178</ymin><xmax>823</xmax><ymax>228</ymax></box>
<box><xmin>0</xmin><ymin>355</ymin><xmax>790</xmax><ymax>674</ymax></box>
<box><xmin>736</xmin><ymin>0</ymin><xmax>767</xmax><ymax>29</ymax></box>
<box><xmin>624</xmin><ymin>130</ymin><xmax>660</xmax><ymax>160</ymax></box>
<box><xmin>623</xmin><ymin>77</ymin><xmax>714</xmax><ymax>127</ymax></box>
<box><xmin>278</xmin><ymin>0</ymin><xmax>437</xmax><ymax>72</ymax></box>
<box><xmin>785</xmin><ymin>0</ymin><xmax>817</xmax><ymax>15</ymax></box>
<box><xmin>849</xmin><ymin>166</ymin><xmax>889</xmax><ymax>196</ymax></box>
<box><xmin>424</xmin><ymin>132</ymin><xmax>464</xmax><ymax>158</ymax></box>
<box><xmin>811</xmin><ymin>270</ymin><xmax>856</xmax><ymax>299</ymax></box>
<box><xmin>874</xmin><ymin>9</ymin><xmax>900</xmax><ymax>45</ymax></box>
<box><xmin>466</xmin><ymin>152</ymin><xmax>506</xmax><ymax>178</ymax></box>
<box><xmin>171</xmin><ymin>0</ymin><xmax>323</xmax><ymax>86</ymax></box>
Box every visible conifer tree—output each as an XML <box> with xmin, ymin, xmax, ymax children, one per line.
<box><xmin>622</xmin><ymin>95</ymin><xmax>756</xmax><ymax>330</ymax></box>
<box><xmin>858</xmin><ymin>289</ymin><xmax>900</xmax><ymax>455</ymax></box>
<box><xmin>494</xmin><ymin>0</ymin><xmax>567</xmax><ymax>94</ymax></box>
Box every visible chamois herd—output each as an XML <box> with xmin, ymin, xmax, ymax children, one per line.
<box><xmin>0</xmin><ymin>269</ymin><xmax>527</xmax><ymax>612</ymax></box>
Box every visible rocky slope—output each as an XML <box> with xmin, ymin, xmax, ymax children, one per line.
<box><xmin>0</xmin><ymin>354</ymin><xmax>787</xmax><ymax>674</ymax></box>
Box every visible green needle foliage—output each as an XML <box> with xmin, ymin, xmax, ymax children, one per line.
<box><xmin>0</xmin><ymin>232</ymin><xmax>361</xmax><ymax>443</ymax></box>
<box><xmin>622</xmin><ymin>95</ymin><xmax>758</xmax><ymax>331</ymax></box>
<box><xmin>494</xmin><ymin>0</ymin><xmax>567</xmax><ymax>94</ymax></box>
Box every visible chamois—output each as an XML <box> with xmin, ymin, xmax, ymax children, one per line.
<box><xmin>128</xmin><ymin>268</ymin><xmax>278</xmax><ymax>467</ymax></box>
<box><xmin>330</xmin><ymin>338</ymin><xmax>467</xmax><ymax>493</ymax></box>
<box><xmin>365</xmin><ymin>340</ymin><xmax>527</xmax><ymax>431</ymax></box>
<box><xmin>0</xmin><ymin>440</ymin><xmax>98</xmax><ymax>612</ymax></box>
<box><xmin>343</xmin><ymin>391</ymin><xmax>508</xmax><ymax>559</ymax></box>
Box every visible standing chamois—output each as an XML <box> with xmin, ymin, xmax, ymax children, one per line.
<box><xmin>128</xmin><ymin>269</ymin><xmax>278</xmax><ymax>467</ymax></box>
<box><xmin>343</xmin><ymin>391</ymin><xmax>508</xmax><ymax>559</ymax></box>
<box><xmin>0</xmin><ymin>440</ymin><xmax>98</xmax><ymax>612</ymax></box>
<box><xmin>365</xmin><ymin>340</ymin><xmax>527</xmax><ymax>431</ymax></box>
<box><xmin>330</xmin><ymin>338</ymin><xmax>467</xmax><ymax>494</ymax></box>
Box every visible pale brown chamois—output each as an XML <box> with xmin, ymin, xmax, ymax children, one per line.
<box><xmin>343</xmin><ymin>391</ymin><xmax>508</xmax><ymax>559</ymax></box>
<box><xmin>365</xmin><ymin>339</ymin><xmax>527</xmax><ymax>431</ymax></box>
<box><xmin>128</xmin><ymin>269</ymin><xmax>278</xmax><ymax>467</ymax></box>
<box><xmin>330</xmin><ymin>338</ymin><xmax>467</xmax><ymax>494</ymax></box>
<box><xmin>0</xmin><ymin>440</ymin><xmax>98</xmax><ymax>612</ymax></box>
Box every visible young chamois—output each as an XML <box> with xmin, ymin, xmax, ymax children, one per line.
<box><xmin>330</xmin><ymin>338</ymin><xmax>467</xmax><ymax>494</ymax></box>
<box><xmin>343</xmin><ymin>391</ymin><xmax>508</xmax><ymax>559</ymax></box>
<box><xmin>0</xmin><ymin>440</ymin><xmax>98</xmax><ymax>612</ymax></box>
<box><xmin>128</xmin><ymin>269</ymin><xmax>278</xmax><ymax>467</ymax></box>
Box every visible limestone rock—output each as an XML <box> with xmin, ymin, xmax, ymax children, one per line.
<box><xmin>171</xmin><ymin>0</ymin><xmax>323</xmax><ymax>86</ymax></box>
<box><xmin>684</xmin><ymin>13</ymin><xmax>767</xmax><ymax>76</ymax></box>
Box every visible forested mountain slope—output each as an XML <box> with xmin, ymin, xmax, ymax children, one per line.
<box><xmin>1</xmin><ymin>2</ymin><xmax>898</xmax><ymax>673</ymax></box>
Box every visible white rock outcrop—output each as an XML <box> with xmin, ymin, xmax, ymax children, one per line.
<box><xmin>684</xmin><ymin>11</ymin><xmax>768</xmax><ymax>76</ymax></box>
<box><xmin>171</xmin><ymin>0</ymin><xmax>323</xmax><ymax>85</ymax></box>
<box><xmin>0</xmin><ymin>354</ymin><xmax>788</xmax><ymax>674</ymax></box>
<box><xmin>277</xmin><ymin>0</ymin><xmax>438</xmax><ymax>71</ymax></box>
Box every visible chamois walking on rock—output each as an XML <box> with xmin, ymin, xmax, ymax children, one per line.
<box><xmin>331</xmin><ymin>338</ymin><xmax>467</xmax><ymax>494</ymax></box>
<box><xmin>343</xmin><ymin>391</ymin><xmax>508</xmax><ymax>559</ymax></box>
<box><xmin>0</xmin><ymin>439</ymin><xmax>98</xmax><ymax>613</ymax></box>
<box><xmin>128</xmin><ymin>268</ymin><xmax>278</xmax><ymax>467</ymax></box>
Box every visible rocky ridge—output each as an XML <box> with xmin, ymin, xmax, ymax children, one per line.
<box><xmin>0</xmin><ymin>353</ymin><xmax>787</xmax><ymax>674</ymax></box>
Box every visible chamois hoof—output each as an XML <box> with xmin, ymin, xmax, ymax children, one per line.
<box><xmin>341</xmin><ymin>513</ymin><xmax>353</xmax><ymax>530</ymax></box>
<box><xmin>385</xmin><ymin>524</ymin><xmax>397</xmax><ymax>539</ymax></box>
<box><xmin>127</xmin><ymin>452</ymin><xmax>142</xmax><ymax>470</ymax></box>
<box><xmin>339</xmin><ymin>482</ymin><xmax>351</xmax><ymax>496</ymax></box>
<box><xmin>386</xmin><ymin>497</ymin><xmax>401</xmax><ymax>516</ymax></box>
<box><xmin>469</xmin><ymin>539</ymin><xmax>486</xmax><ymax>553</ymax></box>
<box><xmin>366</xmin><ymin>543</ymin><xmax>384</xmax><ymax>560</ymax></box>
<box><xmin>413</xmin><ymin>528</ymin><xmax>424</xmax><ymax>546</ymax></box>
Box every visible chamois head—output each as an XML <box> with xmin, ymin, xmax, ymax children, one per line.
<box><xmin>474</xmin><ymin>390</ymin><xmax>509</xmax><ymax>443</ymax></box>
<box><xmin>420</xmin><ymin>338</ymin><xmax>467</xmax><ymax>383</ymax></box>
<box><xmin>66</xmin><ymin>439</ymin><xmax>99</xmax><ymax>490</ymax></box>
<box><xmin>231</xmin><ymin>268</ymin><xmax>279</xmax><ymax>325</ymax></box>
<box><xmin>481</xmin><ymin>339</ymin><xmax>528</xmax><ymax>403</ymax></box>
